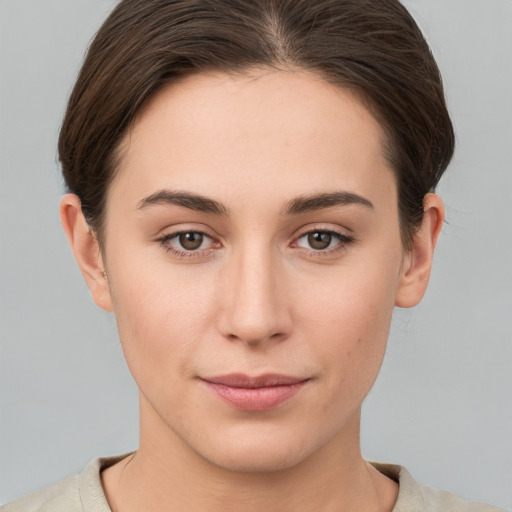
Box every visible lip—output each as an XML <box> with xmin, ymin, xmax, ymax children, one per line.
<box><xmin>200</xmin><ymin>373</ymin><xmax>309</xmax><ymax>411</ymax></box>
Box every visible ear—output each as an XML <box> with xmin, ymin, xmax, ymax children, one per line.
<box><xmin>395</xmin><ymin>193</ymin><xmax>445</xmax><ymax>308</ymax></box>
<box><xmin>59</xmin><ymin>194</ymin><xmax>114</xmax><ymax>312</ymax></box>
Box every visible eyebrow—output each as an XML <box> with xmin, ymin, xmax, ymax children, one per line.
<box><xmin>136</xmin><ymin>190</ymin><xmax>229</xmax><ymax>216</ymax></box>
<box><xmin>136</xmin><ymin>189</ymin><xmax>373</xmax><ymax>216</ymax></box>
<box><xmin>283</xmin><ymin>191</ymin><xmax>374</xmax><ymax>215</ymax></box>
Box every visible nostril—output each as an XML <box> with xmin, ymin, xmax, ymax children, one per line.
<box><xmin>224</xmin><ymin>329</ymin><xmax>286</xmax><ymax>346</ymax></box>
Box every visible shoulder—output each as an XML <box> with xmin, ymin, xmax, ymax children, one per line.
<box><xmin>0</xmin><ymin>454</ymin><xmax>130</xmax><ymax>512</ymax></box>
<box><xmin>0</xmin><ymin>475</ymin><xmax>80</xmax><ymax>512</ymax></box>
<box><xmin>371</xmin><ymin>463</ymin><xmax>506</xmax><ymax>512</ymax></box>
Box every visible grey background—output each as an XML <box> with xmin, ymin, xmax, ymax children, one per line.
<box><xmin>0</xmin><ymin>0</ymin><xmax>511</xmax><ymax>508</ymax></box>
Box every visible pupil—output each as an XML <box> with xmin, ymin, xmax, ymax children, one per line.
<box><xmin>179</xmin><ymin>232</ymin><xmax>203</xmax><ymax>250</ymax></box>
<box><xmin>308</xmin><ymin>232</ymin><xmax>331</xmax><ymax>250</ymax></box>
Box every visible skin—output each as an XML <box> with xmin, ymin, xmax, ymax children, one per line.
<box><xmin>61</xmin><ymin>69</ymin><xmax>444</xmax><ymax>511</ymax></box>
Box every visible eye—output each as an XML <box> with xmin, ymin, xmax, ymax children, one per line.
<box><xmin>176</xmin><ymin>232</ymin><xmax>207</xmax><ymax>251</ymax></box>
<box><xmin>158</xmin><ymin>230</ymin><xmax>217</xmax><ymax>253</ymax></box>
<box><xmin>295</xmin><ymin>230</ymin><xmax>352</xmax><ymax>251</ymax></box>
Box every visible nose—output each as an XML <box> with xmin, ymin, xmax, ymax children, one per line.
<box><xmin>217</xmin><ymin>245</ymin><xmax>292</xmax><ymax>346</ymax></box>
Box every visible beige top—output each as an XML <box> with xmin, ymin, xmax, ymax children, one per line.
<box><xmin>0</xmin><ymin>455</ymin><xmax>505</xmax><ymax>512</ymax></box>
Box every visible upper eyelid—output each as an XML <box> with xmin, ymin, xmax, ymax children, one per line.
<box><xmin>156</xmin><ymin>226</ymin><xmax>216</xmax><ymax>240</ymax></box>
<box><xmin>294</xmin><ymin>224</ymin><xmax>353</xmax><ymax>238</ymax></box>
<box><xmin>294</xmin><ymin>230</ymin><xmax>353</xmax><ymax>244</ymax></box>
<box><xmin>161</xmin><ymin>229</ymin><xmax>211</xmax><ymax>238</ymax></box>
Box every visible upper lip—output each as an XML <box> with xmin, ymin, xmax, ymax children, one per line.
<box><xmin>201</xmin><ymin>373</ymin><xmax>308</xmax><ymax>389</ymax></box>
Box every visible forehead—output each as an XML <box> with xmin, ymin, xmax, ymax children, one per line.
<box><xmin>111</xmin><ymin>68</ymin><xmax>395</xmax><ymax>211</ymax></box>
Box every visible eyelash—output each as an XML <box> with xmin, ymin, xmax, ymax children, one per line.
<box><xmin>156</xmin><ymin>230</ymin><xmax>218</xmax><ymax>259</ymax></box>
<box><xmin>156</xmin><ymin>228</ymin><xmax>354</xmax><ymax>259</ymax></box>
<box><xmin>293</xmin><ymin>228</ymin><xmax>354</xmax><ymax>257</ymax></box>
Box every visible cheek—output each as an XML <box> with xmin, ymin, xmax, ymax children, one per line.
<box><xmin>298</xmin><ymin>256</ymin><xmax>398</xmax><ymax>342</ymax></box>
<box><xmin>295</xmin><ymin>256</ymin><xmax>399</xmax><ymax>395</ymax></box>
<box><xmin>106</xmin><ymin>255</ymin><xmax>218</xmax><ymax>389</ymax></box>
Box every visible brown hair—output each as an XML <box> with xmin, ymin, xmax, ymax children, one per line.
<box><xmin>59</xmin><ymin>0</ymin><xmax>454</xmax><ymax>249</ymax></box>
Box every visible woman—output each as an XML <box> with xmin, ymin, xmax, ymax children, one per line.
<box><xmin>1</xmin><ymin>0</ymin><xmax>506</xmax><ymax>511</ymax></box>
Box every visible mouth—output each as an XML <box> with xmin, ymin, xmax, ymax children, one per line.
<box><xmin>200</xmin><ymin>373</ymin><xmax>310</xmax><ymax>411</ymax></box>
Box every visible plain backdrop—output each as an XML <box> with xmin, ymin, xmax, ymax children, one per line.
<box><xmin>1</xmin><ymin>0</ymin><xmax>511</xmax><ymax>508</ymax></box>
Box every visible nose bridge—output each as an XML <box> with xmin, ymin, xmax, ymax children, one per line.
<box><xmin>219</xmin><ymin>240</ymin><xmax>289</xmax><ymax>345</ymax></box>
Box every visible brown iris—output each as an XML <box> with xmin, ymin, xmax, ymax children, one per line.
<box><xmin>307</xmin><ymin>231</ymin><xmax>333</xmax><ymax>250</ymax></box>
<box><xmin>179</xmin><ymin>232</ymin><xmax>204</xmax><ymax>250</ymax></box>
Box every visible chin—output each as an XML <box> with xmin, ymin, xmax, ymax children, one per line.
<box><xmin>186</xmin><ymin>421</ymin><xmax>328</xmax><ymax>474</ymax></box>
<box><xmin>203</xmin><ymin>441</ymin><xmax>311</xmax><ymax>474</ymax></box>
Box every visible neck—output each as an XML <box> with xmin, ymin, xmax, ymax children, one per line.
<box><xmin>102</xmin><ymin>396</ymin><xmax>397</xmax><ymax>512</ymax></box>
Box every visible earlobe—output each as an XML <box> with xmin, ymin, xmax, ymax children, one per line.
<box><xmin>395</xmin><ymin>193</ymin><xmax>445</xmax><ymax>308</ymax></box>
<box><xmin>59</xmin><ymin>194</ymin><xmax>114</xmax><ymax>312</ymax></box>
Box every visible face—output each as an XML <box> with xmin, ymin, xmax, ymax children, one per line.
<box><xmin>98</xmin><ymin>69</ymin><xmax>409</xmax><ymax>472</ymax></box>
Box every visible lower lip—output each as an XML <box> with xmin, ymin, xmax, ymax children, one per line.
<box><xmin>202</xmin><ymin>381</ymin><xmax>308</xmax><ymax>411</ymax></box>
